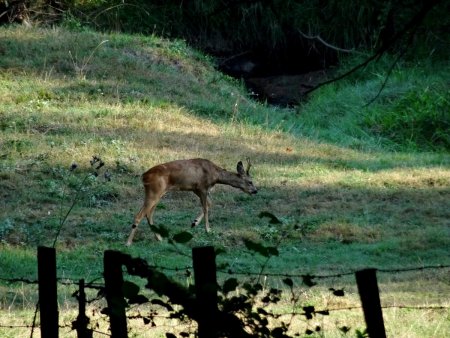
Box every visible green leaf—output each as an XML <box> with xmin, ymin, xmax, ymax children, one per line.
<box><xmin>172</xmin><ymin>231</ymin><xmax>193</xmax><ymax>243</ymax></box>
<box><xmin>257</xmin><ymin>308</ymin><xmax>268</xmax><ymax>315</ymax></box>
<box><xmin>128</xmin><ymin>294</ymin><xmax>149</xmax><ymax>305</ymax></box>
<box><xmin>152</xmin><ymin>298</ymin><xmax>174</xmax><ymax>311</ymax></box>
<box><xmin>243</xmin><ymin>239</ymin><xmax>278</xmax><ymax>257</ymax></box>
<box><xmin>243</xmin><ymin>282</ymin><xmax>263</xmax><ymax>296</ymax></box>
<box><xmin>150</xmin><ymin>224</ymin><xmax>170</xmax><ymax>238</ymax></box>
<box><xmin>356</xmin><ymin>329</ymin><xmax>369</xmax><ymax>338</ymax></box>
<box><xmin>302</xmin><ymin>305</ymin><xmax>315</xmax><ymax>320</ymax></box>
<box><xmin>282</xmin><ymin>277</ymin><xmax>293</xmax><ymax>287</ymax></box>
<box><xmin>302</xmin><ymin>274</ymin><xmax>317</xmax><ymax>287</ymax></box>
<box><xmin>244</xmin><ymin>239</ymin><xmax>266</xmax><ymax>255</ymax></box>
<box><xmin>223</xmin><ymin>278</ymin><xmax>239</xmax><ymax>294</ymax></box>
<box><xmin>215</xmin><ymin>248</ymin><xmax>226</xmax><ymax>255</ymax></box>
<box><xmin>271</xmin><ymin>327</ymin><xmax>286</xmax><ymax>337</ymax></box>
<box><xmin>329</xmin><ymin>287</ymin><xmax>345</xmax><ymax>296</ymax></box>
<box><xmin>339</xmin><ymin>326</ymin><xmax>351</xmax><ymax>334</ymax></box>
<box><xmin>258</xmin><ymin>211</ymin><xmax>283</xmax><ymax>224</ymax></box>
<box><xmin>122</xmin><ymin>281</ymin><xmax>140</xmax><ymax>299</ymax></box>
<box><xmin>262</xmin><ymin>296</ymin><xmax>271</xmax><ymax>303</ymax></box>
<box><xmin>266</xmin><ymin>246</ymin><xmax>279</xmax><ymax>256</ymax></box>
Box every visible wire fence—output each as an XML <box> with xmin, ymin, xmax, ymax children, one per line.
<box><xmin>0</xmin><ymin>247</ymin><xmax>449</xmax><ymax>338</ymax></box>
<box><xmin>2</xmin><ymin>263</ymin><xmax>449</xmax><ymax>286</ymax></box>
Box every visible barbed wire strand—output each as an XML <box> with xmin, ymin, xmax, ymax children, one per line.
<box><xmin>217</xmin><ymin>264</ymin><xmax>450</xmax><ymax>280</ymax></box>
<box><xmin>1</xmin><ymin>263</ymin><xmax>448</xmax><ymax>337</ymax></box>
<box><xmin>1</xmin><ymin>264</ymin><xmax>448</xmax><ymax>287</ymax></box>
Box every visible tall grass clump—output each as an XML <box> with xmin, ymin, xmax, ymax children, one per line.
<box><xmin>292</xmin><ymin>55</ymin><xmax>450</xmax><ymax>153</ymax></box>
<box><xmin>364</xmin><ymin>85</ymin><xmax>450</xmax><ymax>152</ymax></box>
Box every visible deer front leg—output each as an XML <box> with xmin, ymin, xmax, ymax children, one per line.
<box><xmin>191</xmin><ymin>210</ymin><xmax>204</xmax><ymax>228</ymax></box>
<box><xmin>126</xmin><ymin>206</ymin><xmax>146</xmax><ymax>246</ymax></box>
<box><xmin>192</xmin><ymin>192</ymin><xmax>212</xmax><ymax>232</ymax></box>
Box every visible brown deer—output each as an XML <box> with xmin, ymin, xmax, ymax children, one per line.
<box><xmin>126</xmin><ymin>158</ymin><xmax>257</xmax><ymax>245</ymax></box>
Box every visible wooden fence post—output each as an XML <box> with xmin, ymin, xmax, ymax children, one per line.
<box><xmin>37</xmin><ymin>246</ymin><xmax>59</xmax><ymax>338</ymax></box>
<box><xmin>104</xmin><ymin>250</ymin><xmax>128</xmax><ymax>338</ymax></box>
<box><xmin>355</xmin><ymin>268</ymin><xmax>387</xmax><ymax>338</ymax></box>
<box><xmin>74</xmin><ymin>279</ymin><xmax>92</xmax><ymax>338</ymax></box>
<box><xmin>192</xmin><ymin>246</ymin><xmax>218</xmax><ymax>338</ymax></box>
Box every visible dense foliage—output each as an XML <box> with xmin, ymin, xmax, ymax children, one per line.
<box><xmin>364</xmin><ymin>85</ymin><xmax>450</xmax><ymax>151</ymax></box>
<box><xmin>3</xmin><ymin>0</ymin><xmax>449</xmax><ymax>61</ymax></box>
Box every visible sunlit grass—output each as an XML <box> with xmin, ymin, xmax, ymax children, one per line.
<box><xmin>1</xmin><ymin>25</ymin><xmax>449</xmax><ymax>337</ymax></box>
<box><xmin>1</xmin><ymin>270</ymin><xmax>448</xmax><ymax>338</ymax></box>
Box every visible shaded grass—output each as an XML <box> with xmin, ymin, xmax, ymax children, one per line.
<box><xmin>0</xmin><ymin>25</ymin><xmax>449</xmax><ymax>337</ymax></box>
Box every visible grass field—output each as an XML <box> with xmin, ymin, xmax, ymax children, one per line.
<box><xmin>0</xmin><ymin>25</ymin><xmax>449</xmax><ymax>337</ymax></box>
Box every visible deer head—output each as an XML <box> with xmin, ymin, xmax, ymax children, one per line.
<box><xmin>236</xmin><ymin>158</ymin><xmax>257</xmax><ymax>195</ymax></box>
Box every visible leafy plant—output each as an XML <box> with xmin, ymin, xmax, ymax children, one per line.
<box><xmin>364</xmin><ymin>86</ymin><xmax>450</xmax><ymax>151</ymax></box>
<box><xmin>50</xmin><ymin>156</ymin><xmax>110</xmax><ymax>247</ymax></box>
<box><xmin>103</xmin><ymin>244</ymin><xmax>337</xmax><ymax>338</ymax></box>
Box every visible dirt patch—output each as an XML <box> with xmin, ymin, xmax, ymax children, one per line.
<box><xmin>246</xmin><ymin>70</ymin><xmax>329</xmax><ymax>106</ymax></box>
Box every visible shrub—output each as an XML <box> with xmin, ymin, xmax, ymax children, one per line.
<box><xmin>364</xmin><ymin>86</ymin><xmax>450</xmax><ymax>151</ymax></box>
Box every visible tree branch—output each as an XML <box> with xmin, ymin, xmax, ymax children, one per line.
<box><xmin>298</xmin><ymin>29</ymin><xmax>363</xmax><ymax>54</ymax></box>
<box><xmin>304</xmin><ymin>0</ymin><xmax>443</xmax><ymax>97</ymax></box>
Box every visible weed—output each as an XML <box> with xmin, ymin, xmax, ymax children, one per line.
<box><xmin>49</xmin><ymin>156</ymin><xmax>110</xmax><ymax>247</ymax></box>
<box><xmin>68</xmin><ymin>39</ymin><xmax>109</xmax><ymax>79</ymax></box>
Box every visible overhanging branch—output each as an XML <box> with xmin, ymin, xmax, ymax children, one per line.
<box><xmin>304</xmin><ymin>0</ymin><xmax>443</xmax><ymax>98</ymax></box>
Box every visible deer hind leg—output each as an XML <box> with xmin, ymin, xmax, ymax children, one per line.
<box><xmin>145</xmin><ymin>204</ymin><xmax>162</xmax><ymax>241</ymax></box>
<box><xmin>192</xmin><ymin>192</ymin><xmax>212</xmax><ymax>232</ymax></box>
<box><xmin>126</xmin><ymin>192</ymin><xmax>161</xmax><ymax>246</ymax></box>
<box><xmin>145</xmin><ymin>205</ymin><xmax>155</xmax><ymax>227</ymax></box>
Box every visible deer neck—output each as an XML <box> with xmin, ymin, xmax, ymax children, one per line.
<box><xmin>217</xmin><ymin>169</ymin><xmax>244</xmax><ymax>189</ymax></box>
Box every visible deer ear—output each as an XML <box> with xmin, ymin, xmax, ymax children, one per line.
<box><xmin>237</xmin><ymin>161</ymin><xmax>245</xmax><ymax>175</ymax></box>
<box><xmin>246</xmin><ymin>157</ymin><xmax>252</xmax><ymax>175</ymax></box>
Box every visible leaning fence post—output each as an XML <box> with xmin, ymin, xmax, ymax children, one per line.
<box><xmin>104</xmin><ymin>250</ymin><xmax>128</xmax><ymax>338</ymax></box>
<box><xmin>74</xmin><ymin>279</ymin><xmax>93</xmax><ymax>338</ymax></box>
<box><xmin>37</xmin><ymin>246</ymin><xmax>59</xmax><ymax>338</ymax></box>
<box><xmin>355</xmin><ymin>268</ymin><xmax>387</xmax><ymax>338</ymax></box>
<box><xmin>192</xmin><ymin>246</ymin><xmax>218</xmax><ymax>338</ymax></box>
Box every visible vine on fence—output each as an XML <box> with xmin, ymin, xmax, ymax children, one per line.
<box><xmin>1</xmin><ymin>256</ymin><xmax>449</xmax><ymax>337</ymax></box>
<box><xmin>107</xmin><ymin>217</ymin><xmax>354</xmax><ymax>338</ymax></box>
<box><xmin>1</xmin><ymin>205</ymin><xmax>449</xmax><ymax>337</ymax></box>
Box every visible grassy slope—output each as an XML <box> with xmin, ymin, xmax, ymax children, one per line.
<box><xmin>0</xmin><ymin>26</ymin><xmax>449</xmax><ymax>337</ymax></box>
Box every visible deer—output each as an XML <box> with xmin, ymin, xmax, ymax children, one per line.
<box><xmin>126</xmin><ymin>158</ymin><xmax>257</xmax><ymax>246</ymax></box>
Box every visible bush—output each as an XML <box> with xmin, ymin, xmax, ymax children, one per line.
<box><xmin>364</xmin><ymin>86</ymin><xmax>450</xmax><ymax>151</ymax></box>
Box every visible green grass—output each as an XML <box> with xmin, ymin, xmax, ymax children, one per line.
<box><xmin>0</xmin><ymin>25</ymin><xmax>449</xmax><ymax>337</ymax></box>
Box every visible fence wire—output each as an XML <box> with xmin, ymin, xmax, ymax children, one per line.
<box><xmin>1</xmin><ymin>260</ymin><xmax>449</xmax><ymax>337</ymax></box>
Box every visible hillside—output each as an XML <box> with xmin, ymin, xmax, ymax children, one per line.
<box><xmin>1</xmin><ymin>23</ymin><xmax>449</xmax><ymax>262</ymax></box>
<box><xmin>0</xmin><ymin>25</ymin><xmax>449</xmax><ymax>337</ymax></box>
